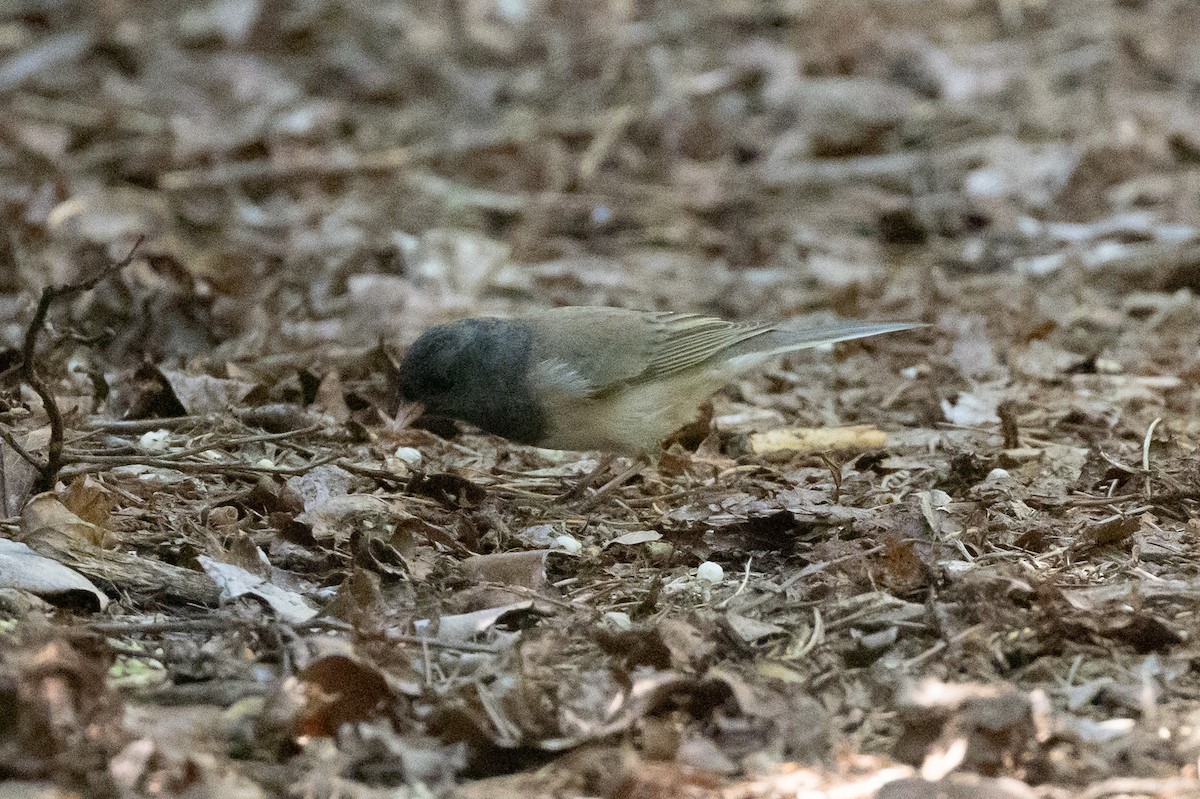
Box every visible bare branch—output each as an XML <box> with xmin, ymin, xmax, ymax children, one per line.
<box><xmin>14</xmin><ymin>236</ymin><xmax>144</xmax><ymax>492</ymax></box>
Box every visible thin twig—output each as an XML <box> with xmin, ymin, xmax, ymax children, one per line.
<box><xmin>15</xmin><ymin>237</ymin><xmax>143</xmax><ymax>492</ymax></box>
<box><xmin>58</xmin><ymin>453</ymin><xmax>338</xmax><ymax>481</ymax></box>
<box><xmin>383</xmin><ymin>632</ymin><xmax>501</xmax><ymax>654</ymax></box>
<box><xmin>63</xmin><ymin>424</ymin><xmax>321</xmax><ymax>461</ymax></box>
<box><xmin>89</xmin><ymin>615</ymin><xmax>353</xmax><ymax>636</ymax></box>
<box><xmin>0</xmin><ymin>424</ymin><xmax>43</xmax><ymax>471</ymax></box>
<box><xmin>80</xmin><ymin>416</ymin><xmax>201</xmax><ymax>432</ymax></box>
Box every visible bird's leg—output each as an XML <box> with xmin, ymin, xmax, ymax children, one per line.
<box><xmin>555</xmin><ymin>452</ymin><xmax>619</xmax><ymax>502</ymax></box>
<box><xmin>575</xmin><ymin>453</ymin><xmax>649</xmax><ymax>511</ymax></box>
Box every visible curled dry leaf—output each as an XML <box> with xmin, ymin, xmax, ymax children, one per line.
<box><xmin>460</xmin><ymin>550</ymin><xmax>550</xmax><ymax>591</ymax></box>
<box><xmin>409</xmin><ymin>600</ymin><xmax>534</xmax><ymax>646</ymax></box>
<box><xmin>311</xmin><ymin>369</ymin><xmax>352</xmax><ymax>423</ymax></box>
<box><xmin>605</xmin><ymin>530</ymin><xmax>663</xmax><ymax>548</ymax></box>
<box><xmin>0</xmin><ymin>538</ymin><xmax>108</xmax><ymax>611</ymax></box>
<box><xmin>20</xmin><ymin>491</ymin><xmax>113</xmax><ymax>549</ymax></box>
<box><xmin>60</xmin><ymin>476</ymin><xmax>117</xmax><ymax>527</ymax></box>
<box><xmin>159</xmin><ymin>370</ymin><xmax>258</xmax><ymax>415</ymax></box>
<box><xmin>196</xmin><ymin>555</ymin><xmax>319</xmax><ymax>623</ymax></box>
<box><xmin>19</xmin><ymin>493</ymin><xmax>219</xmax><ymax>604</ymax></box>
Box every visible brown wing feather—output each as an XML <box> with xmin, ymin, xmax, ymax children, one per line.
<box><xmin>640</xmin><ymin>312</ymin><xmax>774</xmax><ymax>380</ymax></box>
<box><xmin>524</xmin><ymin>308</ymin><xmax>772</xmax><ymax>396</ymax></box>
<box><xmin>524</xmin><ymin>307</ymin><xmax>919</xmax><ymax>399</ymax></box>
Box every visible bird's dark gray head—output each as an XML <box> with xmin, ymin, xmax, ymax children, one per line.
<box><xmin>396</xmin><ymin>317</ymin><xmax>546</xmax><ymax>445</ymax></box>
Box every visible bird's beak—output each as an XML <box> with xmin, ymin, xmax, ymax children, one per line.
<box><xmin>384</xmin><ymin>401</ymin><xmax>426</xmax><ymax>430</ymax></box>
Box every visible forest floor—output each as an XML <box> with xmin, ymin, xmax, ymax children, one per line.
<box><xmin>3</xmin><ymin>1</ymin><xmax>1200</xmax><ymax>797</ymax></box>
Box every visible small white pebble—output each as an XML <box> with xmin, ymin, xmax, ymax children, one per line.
<box><xmin>393</xmin><ymin>447</ymin><xmax>422</xmax><ymax>467</ymax></box>
<box><xmin>138</xmin><ymin>429</ymin><xmax>171</xmax><ymax>451</ymax></box>
<box><xmin>696</xmin><ymin>561</ymin><xmax>724</xmax><ymax>583</ymax></box>
<box><xmin>255</xmin><ymin>458</ymin><xmax>276</xmax><ymax>470</ymax></box>
<box><xmin>553</xmin><ymin>535</ymin><xmax>581</xmax><ymax>554</ymax></box>
<box><xmin>985</xmin><ymin>468</ymin><xmax>1010</xmax><ymax>481</ymax></box>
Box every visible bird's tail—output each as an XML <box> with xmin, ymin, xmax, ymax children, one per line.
<box><xmin>724</xmin><ymin>321</ymin><xmax>924</xmax><ymax>372</ymax></box>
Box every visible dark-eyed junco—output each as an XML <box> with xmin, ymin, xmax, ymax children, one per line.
<box><xmin>397</xmin><ymin>306</ymin><xmax>919</xmax><ymax>453</ymax></box>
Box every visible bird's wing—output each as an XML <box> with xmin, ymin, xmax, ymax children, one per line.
<box><xmin>524</xmin><ymin>307</ymin><xmax>664</xmax><ymax>396</ymax></box>
<box><xmin>525</xmin><ymin>307</ymin><xmax>918</xmax><ymax>398</ymax></box>
<box><xmin>524</xmin><ymin>307</ymin><xmax>770</xmax><ymax>397</ymax></box>
<box><xmin>638</xmin><ymin>312</ymin><xmax>775</xmax><ymax>381</ymax></box>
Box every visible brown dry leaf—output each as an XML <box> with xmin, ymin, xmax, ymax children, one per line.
<box><xmin>16</xmin><ymin>496</ymin><xmax>219</xmax><ymax>604</ymax></box>
<box><xmin>236</xmin><ymin>403</ymin><xmax>325</xmax><ymax>433</ymax></box>
<box><xmin>159</xmin><ymin>369</ymin><xmax>258</xmax><ymax>415</ymax></box>
<box><xmin>1072</xmin><ymin>515</ymin><xmax>1141</xmax><ymax>555</ymax></box>
<box><xmin>1069</xmin><ymin>609</ymin><xmax>1183</xmax><ymax>654</ymax></box>
<box><xmin>894</xmin><ymin>681</ymin><xmax>1035</xmax><ymax>776</ymax></box>
<box><xmin>60</xmin><ymin>475</ymin><xmax>117</xmax><ymax>527</ymax></box>
<box><xmin>656</xmin><ymin>618</ymin><xmax>716</xmax><ymax>672</ymax></box>
<box><xmin>110</xmin><ymin>364</ymin><xmax>188</xmax><ymax>420</ymax></box>
<box><xmin>0</xmin><ymin>634</ymin><xmax>128</xmax><ymax>784</ymax></box>
<box><xmin>461</xmin><ymin>550</ymin><xmax>551</xmax><ymax>591</ymax></box>
<box><xmin>19</xmin><ymin>491</ymin><xmax>113</xmax><ymax>549</ymax></box>
<box><xmin>312</xmin><ymin>368</ymin><xmax>351</xmax><ymax>423</ymax></box>
<box><xmin>296</xmin><ymin>654</ymin><xmax>398</xmax><ymax>737</ymax></box>
<box><xmin>320</xmin><ymin>567</ymin><xmax>386</xmax><ymax>624</ymax></box>
<box><xmin>873</xmin><ymin>537</ymin><xmax>930</xmax><ymax>595</ymax></box>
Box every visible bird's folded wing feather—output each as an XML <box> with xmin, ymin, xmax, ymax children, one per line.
<box><xmin>639</xmin><ymin>312</ymin><xmax>774</xmax><ymax>380</ymax></box>
<box><xmin>526</xmin><ymin>308</ymin><xmax>771</xmax><ymax>397</ymax></box>
<box><xmin>526</xmin><ymin>307</ymin><xmax>919</xmax><ymax>398</ymax></box>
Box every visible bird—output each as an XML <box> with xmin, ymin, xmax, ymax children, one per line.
<box><xmin>396</xmin><ymin>306</ymin><xmax>920</xmax><ymax>454</ymax></box>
